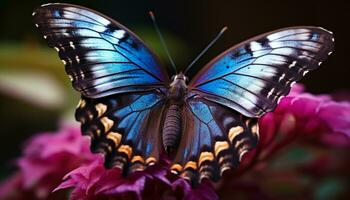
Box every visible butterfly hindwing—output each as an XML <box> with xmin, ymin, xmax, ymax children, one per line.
<box><xmin>75</xmin><ymin>89</ymin><xmax>166</xmax><ymax>173</ymax></box>
<box><xmin>33</xmin><ymin>3</ymin><xmax>169</xmax><ymax>98</ymax></box>
<box><xmin>170</xmin><ymin>94</ymin><xmax>259</xmax><ymax>182</ymax></box>
<box><xmin>189</xmin><ymin>26</ymin><xmax>334</xmax><ymax>117</ymax></box>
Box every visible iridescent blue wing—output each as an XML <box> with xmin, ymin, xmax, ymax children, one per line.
<box><xmin>33</xmin><ymin>3</ymin><xmax>169</xmax><ymax>98</ymax></box>
<box><xmin>75</xmin><ymin>89</ymin><xmax>166</xmax><ymax>173</ymax></box>
<box><xmin>170</xmin><ymin>94</ymin><xmax>259</xmax><ymax>182</ymax></box>
<box><xmin>189</xmin><ymin>27</ymin><xmax>334</xmax><ymax>117</ymax></box>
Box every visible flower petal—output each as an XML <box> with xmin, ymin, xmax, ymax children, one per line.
<box><xmin>318</xmin><ymin>102</ymin><xmax>350</xmax><ymax>137</ymax></box>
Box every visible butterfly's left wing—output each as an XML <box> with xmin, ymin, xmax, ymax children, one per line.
<box><xmin>188</xmin><ymin>26</ymin><xmax>334</xmax><ymax>117</ymax></box>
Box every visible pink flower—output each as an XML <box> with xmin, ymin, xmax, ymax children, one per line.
<box><xmin>0</xmin><ymin>125</ymin><xmax>99</xmax><ymax>200</ymax></box>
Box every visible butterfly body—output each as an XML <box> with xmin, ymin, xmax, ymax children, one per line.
<box><xmin>162</xmin><ymin>73</ymin><xmax>188</xmax><ymax>153</ymax></box>
<box><xmin>33</xmin><ymin>3</ymin><xmax>334</xmax><ymax>184</ymax></box>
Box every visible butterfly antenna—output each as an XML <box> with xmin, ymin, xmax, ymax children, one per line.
<box><xmin>184</xmin><ymin>26</ymin><xmax>228</xmax><ymax>74</ymax></box>
<box><xmin>149</xmin><ymin>11</ymin><xmax>177</xmax><ymax>73</ymax></box>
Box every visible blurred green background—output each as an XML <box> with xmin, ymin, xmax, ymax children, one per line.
<box><xmin>0</xmin><ymin>0</ymin><xmax>349</xmax><ymax>196</ymax></box>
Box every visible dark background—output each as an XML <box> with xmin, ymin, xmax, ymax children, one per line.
<box><xmin>0</xmin><ymin>0</ymin><xmax>349</xmax><ymax>178</ymax></box>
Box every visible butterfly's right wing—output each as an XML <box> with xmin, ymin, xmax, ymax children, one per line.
<box><xmin>33</xmin><ymin>3</ymin><xmax>169</xmax><ymax>98</ymax></box>
<box><xmin>33</xmin><ymin>3</ymin><xmax>171</xmax><ymax>174</ymax></box>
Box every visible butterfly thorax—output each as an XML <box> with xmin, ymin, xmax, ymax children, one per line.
<box><xmin>163</xmin><ymin>73</ymin><xmax>188</xmax><ymax>154</ymax></box>
<box><xmin>167</xmin><ymin>73</ymin><xmax>188</xmax><ymax>103</ymax></box>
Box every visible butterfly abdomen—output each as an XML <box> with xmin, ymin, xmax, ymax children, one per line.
<box><xmin>162</xmin><ymin>104</ymin><xmax>182</xmax><ymax>153</ymax></box>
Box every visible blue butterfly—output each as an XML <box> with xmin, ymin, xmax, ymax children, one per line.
<box><xmin>33</xmin><ymin>3</ymin><xmax>334</xmax><ymax>183</ymax></box>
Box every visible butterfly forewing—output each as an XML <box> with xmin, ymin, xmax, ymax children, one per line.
<box><xmin>33</xmin><ymin>3</ymin><xmax>169</xmax><ymax>98</ymax></box>
<box><xmin>189</xmin><ymin>26</ymin><xmax>334</xmax><ymax>117</ymax></box>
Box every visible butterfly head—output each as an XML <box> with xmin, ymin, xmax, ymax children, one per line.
<box><xmin>171</xmin><ymin>72</ymin><xmax>188</xmax><ymax>83</ymax></box>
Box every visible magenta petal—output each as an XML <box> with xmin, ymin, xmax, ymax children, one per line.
<box><xmin>63</xmin><ymin>157</ymin><xmax>104</xmax><ymax>190</ymax></box>
<box><xmin>289</xmin><ymin>95</ymin><xmax>321</xmax><ymax>118</ymax></box>
<box><xmin>278</xmin><ymin>113</ymin><xmax>296</xmax><ymax>135</ymax></box>
<box><xmin>93</xmin><ymin>169</ymin><xmax>123</xmax><ymax>194</ymax></box>
<box><xmin>22</xmin><ymin>126</ymin><xmax>90</xmax><ymax>160</ymax></box>
<box><xmin>186</xmin><ymin>182</ymin><xmax>219</xmax><ymax>200</ymax></box>
<box><xmin>153</xmin><ymin>170</ymin><xmax>172</xmax><ymax>186</ymax></box>
<box><xmin>0</xmin><ymin>173</ymin><xmax>23</xmax><ymax>199</ymax></box>
<box><xmin>318</xmin><ymin>102</ymin><xmax>350</xmax><ymax>137</ymax></box>
<box><xmin>137</xmin><ymin>165</ymin><xmax>171</xmax><ymax>186</ymax></box>
<box><xmin>53</xmin><ymin>157</ymin><xmax>106</xmax><ymax>199</ymax></box>
<box><xmin>53</xmin><ymin>177</ymin><xmax>77</xmax><ymax>192</ymax></box>
<box><xmin>70</xmin><ymin>188</ymin><xmax>89</xmax><ymax>200</ymax></box>
<box><xmin>172</xmin><ymin>179</ymin><xmax>192</xmax><ymax>198</ymax></box>
<box><xmin>258</xmin><ymin>113</ymin><xmax>277</xmax><ymax>146</ymax></box>
<box><xmin>66</xmin><ymin>155</ymin><xmax>104</xmax><ymax>178</ymax></box>
<box><xmin>289</xmin><ymin>84</ymin><xmax>305</xmax><ymax>95</ymax></box>
<box><xmin>172</xmin><ymin>179</ymin><xmax>219</xmax><ymax>200</ymax></box>
<box><xmin>17</xmin><ymin>158</ymin><xmax>54</xmax><ymax>188</ymax></box>
<box><xmin>104</xmin><ymin>176</ymin><xmax>146</xmax><ymax>200</ymax></box>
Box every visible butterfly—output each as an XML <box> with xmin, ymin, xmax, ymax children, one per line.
<box><xmin>33</xmin><ymin>3</ymin><xmax>334</xmax><ymax>183</ymax></box>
